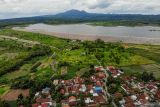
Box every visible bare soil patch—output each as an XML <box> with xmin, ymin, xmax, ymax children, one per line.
<box><xmin>1</xmin><ymin>89</ymin><xmax>29</xmax><ymax>101</ymax></box>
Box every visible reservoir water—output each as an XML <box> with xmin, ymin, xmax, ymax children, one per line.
<box><xmin>23</xmin><ymin>23</ymin><xmax>160</xmax><ymax>38</ymax></box>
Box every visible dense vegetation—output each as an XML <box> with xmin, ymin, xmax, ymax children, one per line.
<box><xmin>90</xmin><ymin>20</ymin><xmax>160</xmax><ymax>26</ymax></box>
<box><xmin>0</xmin><ymin>29</ymin><xmax>159</xmax><ymax>80</ymax></box>
<box><xmin>0</xmin><ymin>38</ymin><xmax>51</xmax><ymax>76</ymax></box>
<box><xmin>0</xmin><ymin>29</ymin><xmax>160</xmax><ymax>107</ymax></box>
<box><xmin>1</xmin><ymin>19</ymin><xmax>160</xmax><ymax>28</ymax></box>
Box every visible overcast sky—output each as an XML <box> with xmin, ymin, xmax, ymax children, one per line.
<box><xmin>0</xmin><ymin>0</ymin><xmax>160</xmax><ymax>19</ymax></box>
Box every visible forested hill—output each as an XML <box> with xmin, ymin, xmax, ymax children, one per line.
<box><xmin>1</xmin><ymin>9</ymin><xmax>160</xmax><ymax>28</ymax></box>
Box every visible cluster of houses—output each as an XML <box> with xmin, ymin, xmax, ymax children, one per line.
<box><xmin>32</xmin><ymin>87</ymin><xmax>54</xmax><ymax>107</ymax></box>
<box><xmin>31</xmin><ymin>65</ymin><xmax>160</xmax><ymax>107</ymax></box>
<box><xmin>57</xmin><ymin>71</ymin><xmax>108</xmax><ymax>107</ymax></box>
<box><xmin>94</xmin><ymin>66</ymin><xmax>160</xmax><ymax>107</ymax></box>
<box><xmin>114</xmin><ymin>75</ymin><xmax>160</xmax><ymax>107</ymax></box>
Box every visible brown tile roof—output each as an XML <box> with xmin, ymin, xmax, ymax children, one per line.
<box><xmin>94</xmin><ymin>95</ymin><xmax>106</xmax><ymax>104</ymax></box>
<box><xmin>69</xmin><ymin>96</ymin><xmax>76</xmax><ymax>102</ymax></box>
<box><xmin>114</xmin><ymin>92</ymin><xmax>123</xmax><ymax>99</ymax></box>
<box><xmin>137</xmin><ymin>93</ymin><xmax>149</xmax><ymax>105</ymax></box>
<box><xmin>85</xmin><ymin>103</ymin><xmax>97</xmax><ymax>107</ymax></box>
<box><xmin>60</xmin><ymin>89</ymin><xmax>65</xmax><ymax>95</ymax></box>
<box><xmin>96</xmin><ymin>81</ymin><xmax>103</xmax><ymax>87</ymax></box>
<box><xmin>155</xmin><ymin>90</ymin><xmax>160</xmax><ymax>101</ymax></box>
<box><xmin>73</xmin><ymin>77</ymin><xmax>84</xmax><ymax>84</ymax></box>
<box><xmin>124</xmin><ymin>96</ymin><xmax>133</xmax><ymax>103</ymax></box>
<box><xmin>41</xmin><ymin>103</ymin><xmax>49</xmax><ymax>107</ymax></box>
<box><xmin>69</xmin><ymin>101</ymin><xmax>77</xmax><ymax>106</ymax></box>
<box><xmin>97</xmin><ymin>72</ymin><xmax>106</xmax><ymax>79</ymax></box>
<box><xmin>32</xmin><ymin>103</ymin><xmax>40</xmax><ymax>107</ymax></box>
<box><xmin>63</xmin><ymin>105</ymin><xmax>70</xmax><ymax>107</ymax></box>
<box><xmin>124</xmin><ymin>102</ymin><xmax>135</xmax><ymax>107</ymax></box>
<box><xmin>87</xmin><ymin>84</ymin><xmax>93</xmax><ymax>90</ymax></box>
<box><xmin>35</xmin><ymin>98</ymin><xmax>50</xmax><ymax>103</ymax></box>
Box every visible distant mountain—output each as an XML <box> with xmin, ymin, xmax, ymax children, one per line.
<box><xmin>2</xmin><ymin>9</ymin><xmax>160</xmax><ymax>21</ymax></box>
<box><xmin>0</xmin><ymin>9</ymin><xmax>160</xmax><ymax>28</ymax></box>
<box><xmin>54</xmin><ymin>9</ymin><xmax>91</xmax><ymax>18</ymax></box>
<box><xmin>51</xmin><ymin>9</ymin><xmax>160</xmax><ymax>21</ymax></box>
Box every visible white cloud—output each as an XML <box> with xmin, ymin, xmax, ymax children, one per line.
<box><xmin>0</xmin><ymin>0</ymin><xmax>160</xmax><ymax>19</ymax></box>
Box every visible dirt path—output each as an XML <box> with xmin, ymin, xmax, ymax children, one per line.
<box><xmin>0</xmin><ymin>35</ymin><xmax>40</xmax><ymax>45</ymax></box>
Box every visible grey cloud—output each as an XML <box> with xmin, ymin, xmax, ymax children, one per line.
<box><xmin>0</xmin><ymin>0</ymin><xmax>27</xmax><ymax>4</ymax></box>
<box><xmin>88</xmin><ymin>0</ymin><xmax>111</xmax><ymax>9</ymax></box>
<box><xmin>0</xmin><ymin>0</ymin><xmax>160</xmax><ymax>19</ymax></box>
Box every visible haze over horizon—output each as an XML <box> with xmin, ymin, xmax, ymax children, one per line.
<box><xmin>0</xmin><ymin>0</ymin><xmax>160</xmax><ymax>19</ymax></box>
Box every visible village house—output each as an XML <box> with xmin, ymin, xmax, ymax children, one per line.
<box><xmin>94</xmin><ymin>66</ymin><xmax>105</xmax><ymax>71</ymax></box>
<box><xmin>106</xmin><ymin>66</ymin><xmax>123</xmax><ymax>78</ymax></box>
<box><xmin>57</xmin><ymin>71</ymin><xmax>108</xmax><ymax>107</ymax></box>
<box><xmin>155</xmin><ymin>90</ymin><xmax>160</xmax><ymax>101</ymax></box>
<box><xmin>32</xmin><ymin>87</ymin><xmax>53</xmax><ymax>107</ymax></box>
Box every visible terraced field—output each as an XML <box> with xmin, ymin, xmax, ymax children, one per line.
<box><xmin>121</xmin><ymin>44</ymin><xmax>160</xmax><ymax>79</ymax></box>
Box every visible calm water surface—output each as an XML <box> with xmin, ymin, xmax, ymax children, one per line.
<box><xmin>24</xmin><ymin>23</ymin><xmax>160</xmax><ymax>38</ymax></box>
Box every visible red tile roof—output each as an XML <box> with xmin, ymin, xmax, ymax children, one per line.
<box><xmin>107</xmin><ymin>66</ymin><xmax>115</xmax><ymax>69</ymax></box>
<box><xmin>114</xmin><ymin>92</ymin><xmax>123</xmax><ymax>99</ymax></box>
<box><xmin>90</xmin><ymin>76</ymin><xmax>96</xmax><ymax>82</ymax></box>
<box><xmin>36</xmin><ymin>98</ymin><xmax>50</xmax><ymax>103</ymax></box>
<box><xmin>137</xmin><ymin>93</ymin><xmax>149</xmax><ymax>105</ymax></box>
<box><xmin>96</xmin><ymin>81</ymin><xmax>103</xmax><ymax>87</ymax></box>
<box><xmin>95</xmin><ymin>67</ymin><xmax>102</xmax><ymax>71</ymax></box>
<box><xmin>138</xmin><ymin>82</ymin><xmax>145</xmax><ymax>89</ymax></box>
<box><xmin>124</xmin><ymin>96</ymin><xmax>133</xmax><ymax>104</ymax></box>
<box><xmin>60</xmin><ymin>89</ymin><xmax>65</xmax><ymax>95</ymax></box>
<box><xmin>155</xmin><ymin>90</ymin><xmax>160</xmax><ymax>101</ymax></box>
<box><xmin>124</xmin><ymin>102</ymin><xmax>135</xmax><ymax>107</ymax></box>
<box><xmin>69</xmin><ymin>101</ymin><xmax>77</xmax><ymax>106</ymax></box>
<box><xmin>85</xmin><ymin>103</ymin><xmax>97</xmax><ymax>107</ymax></box>
<box><xmin>146</xmin><ymin>83</ymin><xmax>157</xmax><ymax>91</ymax></box>
<box><xmin>69</xmin><ymin>96</ymin><xmax>76</xmax><ymax>102</ymax></box>
<box><xmin>87</xmin><ymin>85</ymin><xmax>93</xmax><ymax>90</ymax></box>
<box><xmin>94</xmin><ymin>95</ymin><xmax>106</xmax><ymax>104</ymax></box>
<box><xmin>124</xmin><ymin>97</ymin><xmax>136</xmax><ymax>107</ymax></box>
<box><xmin>41</xmin><ymin>103</ymin><xmax>49</xmax><ymax>107</ymax></box>
<box><xmin>32</xmin><ymin>104</ymin><xmax>40</xmax><ymax>107</ymax></box>
<box><xmin>63</xmin><ymin>105</ymin><xmax>70</xmax><ymax>107</ymax></box>
<box><xmin>97</xmin><ymin>72</ymin><xmax>106</xmax><ymax>79</ymax></box>
<box><xmin>74</xmin><ymin>77</ymin><xmax>84</xmax><ymax>84</ymax></box>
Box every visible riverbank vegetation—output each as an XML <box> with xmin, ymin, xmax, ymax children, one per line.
<box><xmin>1</xmin><ymin>20</ymin><xmax>160</xmax><ymax>29</ymax></box>
<box><xmin>90</xmin><ymin>21</ymin><xmax>160</xmax><ymax>26</ymax></box>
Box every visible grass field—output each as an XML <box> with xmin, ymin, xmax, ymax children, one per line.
<box><xmin>0</xmin><ymin>29</ymin><xmax>69</xmax><ymax>48</ymax></box>
<box><xmin>0</xmin><ymin>86</ymin><xmax>10</xmax><ymax>96</ymax></box>
<box><xmin>120</xmin><ymin>44</ymin><xmax>160</xmax><ymax>79</ymax></box>
<box><xmin>0</xmin><ymin>39</ymin><xmax>31</xmax><ymax>76</ymax></box>
<box><xmin>121</xmin><ymin>63</ymin><xmax>160</xmax><ymax>79</ymax></box>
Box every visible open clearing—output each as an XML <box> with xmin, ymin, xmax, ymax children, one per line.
<box><xmin>1</xmin><ymin>89</ymin><xmax>29</xmax><ymax>101</ymax></box>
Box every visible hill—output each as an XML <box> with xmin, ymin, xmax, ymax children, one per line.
<box><xmin>1</xmin><ymin>9</ymin><xmax>160</xmax><ymax>28</ymax></box>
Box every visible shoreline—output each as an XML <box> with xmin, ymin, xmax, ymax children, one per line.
<box><xmin>13</xmin><ymin>27</ymin><xmax>160</xmax><ymax>45</ymax></box>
